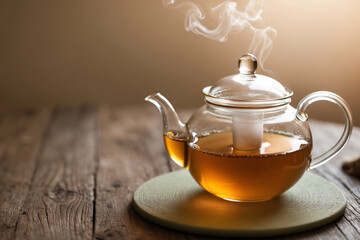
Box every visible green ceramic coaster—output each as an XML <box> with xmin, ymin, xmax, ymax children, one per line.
<box><xmin>133</xmin><ymin>170</ymin><xmax>346</xmax><ymax>237</ymax></box>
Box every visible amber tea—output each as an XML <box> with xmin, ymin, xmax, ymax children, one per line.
<box><xmin>163</xmin><ymin>132</ymin><xmax>189</xmax><ymax>168</ymax></box>
<box><xmin>164</xmin><ymin>131</ymin><xmax>312</xmax><ymax>202</ymax></box>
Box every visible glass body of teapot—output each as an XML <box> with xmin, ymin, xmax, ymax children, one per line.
<box><xmin>146</xmin><ymin>54</ymin><xmax>352</xmax><ymax>202</ymax></box>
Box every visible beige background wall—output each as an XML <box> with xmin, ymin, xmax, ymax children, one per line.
<box><xmin>0</xmin><ymin>0</ymin><xmax>359</xmax><ymax>125</ymax></box>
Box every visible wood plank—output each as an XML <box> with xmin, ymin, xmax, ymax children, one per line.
<box><xmin>14</xmin><ymin>107</ymin><xmax>97</xmax><ymax>240</ymax></box>
<box><xmin>0</xmin><ymin>110</ymin><xmax>50</xmax><ymax>240</ymax></box>
<box><xmin>94</xmin><ymin>106</ymin><xmax>187</xmax><ymax>240</ymax></box>
<box><xmin>310</xmin><ymin>120</ymin><xmax>360</xmax><ymax>240</ymax></box>
<box><xmin>1</xmin><ymin>105</ymin><xmax>358</xmax><ymax>239</ymax></box>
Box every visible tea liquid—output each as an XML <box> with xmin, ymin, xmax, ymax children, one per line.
<box><xmin>163</xmin><ymin>132</ymin><xmax>189</xmax><ymax>168</ymax></box>
<box><xmin>164</xmin><ymin>131</ymin><xmax>312</xmax><ymax>202</ymax></box>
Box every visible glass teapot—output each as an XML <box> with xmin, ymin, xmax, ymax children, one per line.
<box><xmin>145</xmin><ymin>53</ymin><xmax>353</xmax><ymax>202</ymax></box>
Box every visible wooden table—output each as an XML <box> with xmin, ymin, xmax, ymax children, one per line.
<box><xmin>0</xmin><ymin>106</ymin><xmax>359</xmax><ymax>240</ymax></box>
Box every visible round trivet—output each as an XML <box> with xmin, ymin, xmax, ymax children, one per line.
<box><xmin>133</xmin><ymin>170</ymin><xmax>346</xmax><ymax>237</ymax></box>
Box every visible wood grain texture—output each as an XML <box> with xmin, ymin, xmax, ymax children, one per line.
<box><xmin>14</xmin><ymin>107</ymin><xmax>97</xmax><ymax>240</ymax></box>
<box><xmin>94</xmin><ymin>106</ymin><xmax>186</xmax><ymax>240</ymax></box>
<box><xmin>0</xmin><ymin>110</ymin><xmax>50</xmax><ymax>240</ymax></box>
<box><xmin>0</xmin><ymin>106</ymin><xmax>359</xmax><ymax>240</ymax></box>
<box><xmin>309</xmin><ymin>120</ymin><xmax>360</xmax><ymax>240</ymax></box>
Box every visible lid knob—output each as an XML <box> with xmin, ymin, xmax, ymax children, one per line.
<box><xmin>238</xmin><ymin>53</ymin><xmax>257</xmax><ymax>75</ymax></box>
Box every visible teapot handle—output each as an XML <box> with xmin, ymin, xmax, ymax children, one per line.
<box><xmin>296</xmin><ymin>91</ymin><xmax>353</xmax><ymax>169</ymax></box>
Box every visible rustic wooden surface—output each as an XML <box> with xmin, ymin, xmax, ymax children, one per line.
<box><xmin>0</xmin><ymin>106</ymin><xmax>359</xmax><ymax>240</ymax></box>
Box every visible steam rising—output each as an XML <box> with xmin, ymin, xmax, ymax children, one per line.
<box><xmin>163</xmin><ymin>0</ymin><xmax>276</xmax><ymax>70</ymax></box>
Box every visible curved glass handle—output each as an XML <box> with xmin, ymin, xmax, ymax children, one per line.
<box><xmin>296</xmin><ymin>91</ymin><xmax>353</xmax><ymax>169</ymax></box>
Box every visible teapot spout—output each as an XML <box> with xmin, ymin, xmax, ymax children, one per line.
<box><xmin>145</xmin><ymin>93</ymin><xmax>189</xmax><ymax>140</ymax></box>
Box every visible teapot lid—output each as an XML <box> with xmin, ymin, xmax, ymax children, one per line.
<box><xmin>203</xmin><ymin>53</ymin><xmax>293</xmax><ymax>108</ymax></box>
